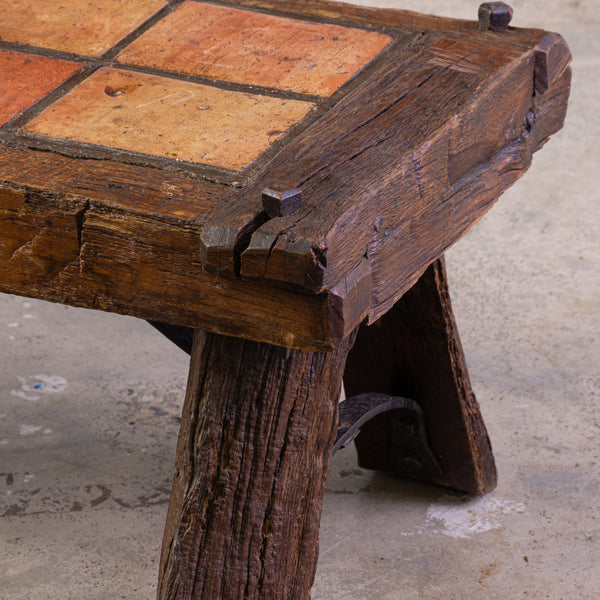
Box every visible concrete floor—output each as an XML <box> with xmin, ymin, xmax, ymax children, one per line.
<box><xmin>1</xmin><ymin>1</ymin><xmax>598</xmax><ymax>598</ymax></box>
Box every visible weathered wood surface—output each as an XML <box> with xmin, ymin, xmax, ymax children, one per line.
<box><xmin>158</xmin><ymin>328</ymin><xmax>356</xmax><ymax>600</ymax></box>
<box><xmin>0</xmin><ymin>1</ymin><xmax>572</xmax><ymax>351</ymax></box>
<box><xmin>344</xmin><ymin>258</ymin><xmax>497</xmax><ymax>494</ymax></box>
<box><xmin>202</xmin><ymin>28</ymin><xmax>571</xmax><ymax>321</ymax></box>
<box><xmin>0</xmin><ymin>160</ymin><xmax>343</xmax><ymax>350</ymax></box>
<box><xmin>226</xmin><ymin>0</ymin><xmax>545</xmax><ymax>45</ymax></box>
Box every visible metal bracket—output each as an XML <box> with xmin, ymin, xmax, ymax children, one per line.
<box><xmin>335</xmin><ymin>393</ymin><xmax>441</xmax><ymax>478</ymax></box>
<box><xmin>150</xmin><ymin>324</ymin><xmax>441</xmax><ymax>478</ymax></box>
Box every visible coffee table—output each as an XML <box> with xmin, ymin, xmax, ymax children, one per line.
<box><xmin>0</xmin><ymin>0</ymin><xmax>571</xmax><ymax>597</ymax></box>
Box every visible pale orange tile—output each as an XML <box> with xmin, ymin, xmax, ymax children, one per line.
<box><xmin>0</xmin><ymin>50</ymin><xmax>80</xmax><ymax>126</ymax></box>
<box><xmin>0</xmin><ymin>0</ymin><xmax>166</xmax><ymax>57</ymax></box>
<box><xmin>23</xmin><ymin>68</ymin><xmax>316</xmax><ymax>171</ymax></box>
<box><xmin>117</xmin><ymin>1</ymin><xmax>392</xmax><ymax>96</ymax></box>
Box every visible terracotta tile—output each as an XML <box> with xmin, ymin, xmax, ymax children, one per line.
<box><xmin>117</xmin><ymin>1</ymin><xmax>392</xmax><ymax>96</ymax></box>
<box><xmin>23</xmin><ymin>68</ymin><xmax>316</xmax><ymax>171</ymax></box>
<box><xmin>0</xmin><ymin>50</ymin><xmax>81</xmax><ymax>127</ymax></box>
<box><xmin>0</xmin><ymin>0</ymin><xmax>166</xmax><ymax>57</ymax></box>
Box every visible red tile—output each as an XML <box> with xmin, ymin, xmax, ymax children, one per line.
<box><xmin>117</xmin><ymin>1</ymin><xmax>392</xmax><ymax>96</ymax></box>
<box><xmin>0</xmin><ymin>0</ymin><xmax>166</xmax><ymax>57</ymax></box>
<box><xmin>24</xmin><ymin>68</ymin><xmax>316</xmax><ymax>171</ymax></box>
<box><xmin>0</xmin><ymin>50</ymin><xmax>80</xmax><ymax>126</ymax></box>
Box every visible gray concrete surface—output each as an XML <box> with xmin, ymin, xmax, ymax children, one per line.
<box><xmin>1</xmin><ymin>1</ymin><xmax>598</xmax><ymax>598</ymax></box>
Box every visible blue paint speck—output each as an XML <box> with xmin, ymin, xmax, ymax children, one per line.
<box><xmin>34</xmin><ymin>383</ymin><xmax>42</xmax><ymax>389</ymax></box>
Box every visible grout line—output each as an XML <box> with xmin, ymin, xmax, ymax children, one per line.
<box><xmin>0</xmin><ymin>3</ymin><xmax>410</xmax><ymax>185</ymax></box>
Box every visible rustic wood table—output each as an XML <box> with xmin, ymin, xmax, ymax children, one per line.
<box><xmin>0</xmin><ymin>0</ymin><xmax>571</xmax><ymax>597</ymax></box>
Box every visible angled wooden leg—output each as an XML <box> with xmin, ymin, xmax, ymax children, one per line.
<box><xmin>343</xmin><ymin>257</ymin><xmax>497</xmax><ymax>495</ymax></box>
<box><xmin>158</xmin><ymin>329</ymin><xmax>356</xmax><ymax>600</ymax></box>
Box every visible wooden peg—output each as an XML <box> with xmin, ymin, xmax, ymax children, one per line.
<box><xmin>262</xmin><ymin>187</ymin><xmax>303</xmax><ymax>218</ymax></box>
<box><xmin>478</xmin><ymin>2</ymin><xmax>513</xmax><ymax>31</ymax></box>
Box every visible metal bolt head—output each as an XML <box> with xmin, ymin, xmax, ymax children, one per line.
<box><xmin>261</xmin><ymin>187</ymin><xmax>303</xmax><ymax>218</ymax></box>
<box><xmin>478</xmin><ymin>2</ymin><xmax>514</xmax><ymax>31</ymax></box>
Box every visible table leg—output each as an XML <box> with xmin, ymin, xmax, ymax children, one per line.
<box><xmin>157</xmin><ymin>329</ymin><xmax>356</xmax><ymax>600</ymax></box>
<box><xmin>344</xmin><ymin>257</ymin><xmax>497</xmax><ymax>495</ymax></box>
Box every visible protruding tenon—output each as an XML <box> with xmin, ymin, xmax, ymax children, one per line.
<box><xmin>478</xmin><ymin>2</ymin><xmax>513</xmax><ymax>31</ymax></box>
<box><xmin>261</xmin><ymin>187</ymin><xmax>303</xmax><ymax>218</ymax></box>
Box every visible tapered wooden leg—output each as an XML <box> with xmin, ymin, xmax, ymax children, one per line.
<box><xmin>344</xmin><ymin>257</ymin><xmax>497</xmax><ymax>495</ymax></box>
<box><xmin>158</xmin><ymin>330</ymin><xmax>356</xmax><ymax>600</ymax></box>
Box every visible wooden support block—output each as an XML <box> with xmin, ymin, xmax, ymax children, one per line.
<box><xmin>344</xmin><ymin>257</ymin><xmax>497</xmax><ymax>495</ymax></box>
<box><xmin>158</xmin><ymin>329</ymin><xmax>356</xmax><ymax>600</ymax></box>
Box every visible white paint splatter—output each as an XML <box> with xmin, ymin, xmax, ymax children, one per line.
<box><xmin>22</xmin><ymin>302</ymin><xmax>32</xmax><ymax>308</ymax></box>
<box><xmin>425</xmin><ymin>494</ymin><xmax>526</xmax><ymax>538</ymax></box>
<box><xmin>24</xmin><ymin>474</ymin><xmax>35</xmax><ymax>483</ymax></box>
<box><xmin>10</xmin><ymin>374</ymin><xmax>68</xmax><ymax>401</ymax></box>
<box><xmin>137</xmin><ymin>90</ymin><xmax>196</xmax><ymax>109</ymax></box>
<box><xmin>7</xmin><ymin>322</ymin><xmax>19</xmax><ymax>328</ymax></box>
<box><xmin>19</xmin><ymin>424</ymin><xmax>43</xmax><ymax>435</ymax></box>
<box><xmin>23</xmin><ymin>314</ymin><xmax>33</xmax><ymax>319</ymax></box>
<box><xmin>43</xmin><ymin>429</ymin><xmax>53</xmax><ymax>435</ymax></box>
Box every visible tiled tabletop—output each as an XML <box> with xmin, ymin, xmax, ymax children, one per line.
<box><xmin>0</xmin><ymin>0</ymin><xmax>393</xmax><ymax>174</ymax></box>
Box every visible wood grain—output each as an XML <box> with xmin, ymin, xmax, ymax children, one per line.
<box><xmin>223</xmin><ymin>0</ymin><xmax>547</xmax><ymax>47</ymax></box>
<box><xmin>344</xmin><ymin>258</ymin><xmax>497</xmax><ymax>494</ymax></box>
<box><xmin>201</xmin><ymin>29</ymin><xmax>571</xmax><ymax>327</ymax></box>
<box><xmin>0</xmin><ymin>146</ymin><xmax>228</xmax><ymax>218</ymax></box>
<box><xmin>0</xmin><ymin>3</ymin><xmax>572</xmax><ymax>352</ymax></box>
<box><xmin>158</xmin><ymin>328</ymin><xmax>356</xmax><ymax>599</ymax></box>
<box><xmin>0</xmin><ymin>146</ymin><xmax>375</xmax><ymax>350</ymax></box>
<box><xmin>0</xmin><ymin>184</ymin><xmax>343</xmax><ymax>351</ymax></box>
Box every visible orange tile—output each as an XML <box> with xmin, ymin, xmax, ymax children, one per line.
<box><xmin>0</xmin><ymin>0</ymin><xmax>166</xmax><ymax>57</ymax></box>
<box><xmin>117</xmin><ymin>1</ymin><xmax>392</xmax><ymax>96</ymax></box>
<box><xmin>23</xmin><ymin>68</ymin><xmax>316</xmax><ymax>171</ymax></box>
<box><xmin>0</xmin><ymin>50</ymin><xmax>80</xmax><ymax>126</ymax></box>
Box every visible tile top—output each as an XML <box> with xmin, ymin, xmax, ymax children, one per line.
<box><xmin>24</xmin><ymin>68</ymin><xmax>316</xmax><ymax>171</ymax></box>
<box><xmin>0</xmin><ymin>0</ymin><xmax>166</xmax><ymax>57</ymax></box>
<box><xmin>0</xmin><ymin>1</ymin><xmax>395</xmax><ymax>173</ymax></box>
<box><xmin>0</xmin><ymin>50</ymin><xmax>80</xmax><ymax>127</ymax></box>
<box><xmin>116</xmin><ymin>1</ymin><xmax>393</xmax><ymax>96</ymax></box>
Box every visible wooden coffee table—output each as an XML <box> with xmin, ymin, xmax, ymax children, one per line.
<box><xmin>0</xmin><ymin>0</ymin><xmax>571</xmax><ymax>597</ymax></box>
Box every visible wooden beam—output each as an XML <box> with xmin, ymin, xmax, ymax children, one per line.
<box><xmin>158</xmin><ymin>329</ymin><xmax>356</xmax><ymax>599</ymax></box>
